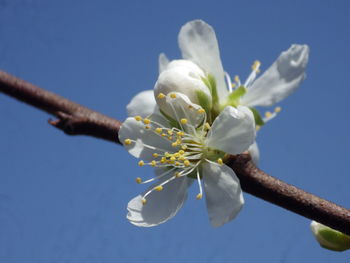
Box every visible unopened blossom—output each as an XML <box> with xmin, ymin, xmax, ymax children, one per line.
<box><xmin>119</xmin><ymin>92</ymin><xmax>255</xmax><ymax>227</ymax></box>
<box><xmin>310</xmin><ymin>221</ymin><xmax>350</xmax><ymax>252</ymax></box>
<box><xmin>154</xmin><ymin>60</ymin><xmax>212</xmax><ymax>119</ymax></box>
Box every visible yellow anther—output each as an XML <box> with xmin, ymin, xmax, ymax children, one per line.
<box><xmin>154</xmin><ymin>185</ymin><xmax>163</xmax><ymax>191</ymax></box>
<box><xmin>231</xmin><ymin>83</ymin><xmax>236</xmax><ymax>88</ymax></box>
<box><xmin>170</xmin><ymin>93</ymin><xmax>177</xmax><ymax>99</ymax></box>
<box><xmin>175</xmin><ymin>172</ymin><xmax>181</xmax><ymax>178</ymax></box>
<box><xmin>135</xmin><ymin>177</ymin><xmax>142</xmax><ymax>184</ymax></box>
<box><xmin>165</xmin><ymin>152</ymin><xmax>170</xmax><ymax>157</ymax></box>
<box><xmin>134</xmin><ymin>116</ymin><xmax>142</xmax><ymax>121</ymax></box>
<box><xmin>252</xmin><ymin>60</ymin><xmax>261</xmax><ymax>72</ymax></box>
<box><xmin>181</xmin><ymin>145</ymin><xmax>187</xmax><ymax>150</ymax></box>
<box><xmin>138</xmin><ymin>160</ymin><xmax>145</xmax><ymax>167</ymax></box>
<box><xmin>265</xmin><ymin>111</ymin><xmax>272</xmax><ymax>118</ymax></box>
<box><xmin>145</xmin><ymin>125</ymin><xmax>150</xmax><ymax>129</ymax></box>
<box><xmin>142</xmin><ymin>198</ymin><xmax>147</xmax><ymax>205</ymax></box>
<box><xmin>124</xmin><ymin>139</ymin><xmax>132</xmax><ymax>145</ymax></box>
<box><xmin>152</xmin><ymin>153</ymin><xmax>159</xmax><ymax>158</ymax></box>
<box><xmin>188</xmin><ymin>105</ymin><xmax>193</xmax><ymax>109</ymax></box>
<box><xmin>161</xmin><ymin>133</ymin><xmax>167</xmax><ymax>137</ymax></box>
<box><xmin>196</xmin><ymin>193</ymin><xmax>203</xmax><ymax>200</ymax></box>
<box><xmin>170</xmin><ymin>156</ymin><xmax>176</xmax><ymax>161</ymax></box>
<box><xmin>167</xmin><ymin>130</ymin><xmax>173</xmax><ymax>135</ymax></box>
<box><xmin>172</xmin><ymin>142</ymin><xmax>178</xmax><ymax>147</ymax></box>
<box><xmin>155</xmin><ymin>128</ymin><xmax>162</xmax><ymax>134</ymax></box>
<box><xmin>179</xmin><ymin>150</ymin><xmax>185</xmax><ymax>154</ymax></box>
<box><xmin>143</xmin><ymin>118</ymin><xmax>151</xmax><ymax>125</ymax></box>
<box><xmin>205</xmin><ymin>122</ymin><xmax>211</xmax><ymax>130</ymax></box>
<box><xmin>256</xmin><ymin>125</ymin><xmax>261</xmax><ymax>131</ymax></box>
<box><xmin>168</xmin><ymin>136</ymin><xmax>173</xmax><ymax>140</ymax></box>
<box><xmin>157</xmin><ymin>93</ymin><xmax>166</xmax><ymax>99</ymax></box>
<box><xmin>197</xmin><ymin>108</ymin><xmax>205</xmax><ymax>114</ymax></box>
<box><xmin>184</xmin><ymin>160</ymin><xmax>190</xmax><ymax>166</ymax></box>
<box><xmin>217</xmin><ymin>158</ymin><xmax>223</xmax><ymax>165</ymax></box>
<box><xmin>179</xmin><ymin>156</ymin><xmax>185</xmax><ymax>161</ymax></box>
<box><xmin>234</xmin><ymin>75</ymin><xmax>240</xmax><ymax>83</ymax></box>
<box><xmin>175</xmin><ymin>161</ymin><xmax>180</xmax><ymax>166</ymax></box>
<box><xmin>168</xmin><ymin>160</ymin><xmax>175</xmax><ymax>164</ymax></box>
<box><xmin>160</xmin><ymin>157</ymin><xmax>166</xmax><ymax>163</ymax></box>
<box><xmin>151</xmin><ymin>160</ymin><xmax>157</xmax><ymax>167</ymax></box>
<box><xmin>174</xmin><ymin>152</ymin><xmax>180</xmax><ymax>158</ymax></box>
<box><xmin>180</xmin><ymin>118</ymin><xmax>188</xmax><ymax>124</ymax></box>
<box><xmin>274</xmin><ymin>106</ymin><xmax>282</xmax><ymax>113</ymax></box>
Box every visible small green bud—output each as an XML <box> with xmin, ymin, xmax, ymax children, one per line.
<box><xmin>310</xmin><ymin>221</ymin><xmax>350</xmax><ymax>252</ymax></box>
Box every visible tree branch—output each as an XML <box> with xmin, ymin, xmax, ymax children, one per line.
<box><xmin>1</xmin><ymin>70</ymin><xmax>349</xmax><ymax>235</ymax></box>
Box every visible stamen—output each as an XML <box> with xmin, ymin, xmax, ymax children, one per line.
<box><xmin>197</xmin><ymin>108</ymin><xmax>205</xmax><ymax>114</ymax></box>
<box><xmin>143</xmin><ymin>118</ymin><xmax>151</xmax><ymax>125</ymax></box>
<box><xmin>170</xmin><ymin>93</ymin><xmax>177</xmax><ymax>99</ymax></box>
<box><xmin>142</xmin><ymin>198</ymin><xmax>147</xmax><ymax>205</ymax></box>
<box><xmin>252</xmin><ymin>60</ymin><xmax>261</xmax><ymax>73</ymax></box>
<box><xmin>274</xmin><ymin>106</ymin><xmax>281</xmax><ymax>113</ymax></box>
<box><xmin>135</xmin><ymin>177</ymin><xmax>142</xmax><ymax>184</ymax></box>
<box><xmin>157</xmin><ymin>93</ymin><xmax>166</xmax><ymax>99</ymax></box>
<box><xmin>184</xmin><ymin>160</ymin><xmax>190</xmax><ymax>166</ymax></box>
<box><xmin>134</xmin><ymin>116</ymin><xmax>142</xmax><ymax>121</ymax></box>
<box><xmin>151</xmin><ymin>160</ymin><xmax>156</xmax><ymax>167</ymax></box>
<box><xmin>265</xmin><ymin>111</ymin><xmax>272</xmax><ymax>118</ymax></box>
<box><xmin>196</xmin><ymin>169</ymin><xmax>203</xmax><ymax>200</ymax></box>
<box><xmin>153</xmin><ymin>153</ymin><xmax>159</xmax><ymax>158</ymax></box>
<box><xmin>217</xmin><ymin>158</ymin><xmax>223</xmax><ymax>165</ymax></box>
<box><xmin>144</xmin><ymin>125</ymin><xmax>150</xmax><ymax>129</ymax></box>
<box><xmin>155</xmin><ymin>128</ymin><xmax>162</xmax><ymax>134</ymax></box>
<box><xmin>180</xmin><ymin>118</ymin><xmax>188</xmax><ymax>124</ymax></box>
<box><xmin>124</xmin><ymin>139</ymin><xmax>132</xmax><ymax>145</ymax></box>
<box><xmin>138</xmin><ymin>160</ymin><xmax>145</xmax><ymax>167</ymax></box>
<box><xmin>154</xmin><ymin>185</ymin><xmax>163</xmax><ymax>191</ymax></box>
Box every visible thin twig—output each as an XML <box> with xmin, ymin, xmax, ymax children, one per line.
<box><xmin>1</xmin><ymin>70</ymin><xmax>349</xmax><ymax>235</ymax></box>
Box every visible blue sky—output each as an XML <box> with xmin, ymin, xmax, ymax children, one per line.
<box><xmin>0</xmin><ymin>0</ymin><xmax>349</xmax><ymax>262</ymax></box>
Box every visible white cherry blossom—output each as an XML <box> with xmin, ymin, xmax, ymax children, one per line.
<box><xmin>119</xmin><ymin>92</ymin><xmax>255</xmax><ymax>227</ymax></box>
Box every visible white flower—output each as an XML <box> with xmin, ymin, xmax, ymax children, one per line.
<box><xmin>119</xmin><ymin>92</ymin><xmax>256</xmax><ymax>227</ymax></box>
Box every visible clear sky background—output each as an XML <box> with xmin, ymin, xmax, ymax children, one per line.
<box><xmin>0</xmin><ymin>0</ymin><xmax>349</xmax><ymax>262</ymax></box>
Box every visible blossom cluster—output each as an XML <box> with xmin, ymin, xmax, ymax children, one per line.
<box><xmin>119</xmin><ymin>20</ymin><xmax>309</xmax><ymax>227</ymax></box>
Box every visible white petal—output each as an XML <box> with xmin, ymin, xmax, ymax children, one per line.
<box><xmin>178</xmin><ymin>20</ymin><xmax>228</xmax><ymax>101</ymax></box>
<box><xmin>127</xmin><ymin>90</ymin><xmax>157</xmax><ymax>118</ymax></box>
<box><xmin>248</xmin><ymin>141</ymin><xmax>260</xmax><ymax>166</ymax></box>
<box><xmin>241</xmin><ymin>44</ymin><xmax>309</xmax><ymax>107</ymax></box>
<box><xmin>166</xmin><ymin>59</ymin><xmax>205</xmax><ymax>77</ymax></box>
<box><xmin>202</xmin><ymin>162</ymin><xmax>244</xmax><ymax>227</ymax></box>
<box><xmin>127</xmin><ymin>173</ymin><xmax>188</xmax><ymax>227</ymax></box>
<box><xmin>207</xmin><ymin>106</ymin><xmax>256</xmax><ymax>155</ymax></box>
<box><xmin>159</xmin><ymin>53</ymin><xmax>169</xmax><ymax>74</ymax></box>
<box><xmin>118</xmin><ymin>114</ymin><xmax>173</xmax><ymax>161</ymax></box>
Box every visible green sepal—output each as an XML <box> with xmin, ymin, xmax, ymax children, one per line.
<box><xmin>227</xmin><ymin>86</ymin><xmax>247</xmax><ymax>107</ymax></box>
<box><xmin>201</xmin><ymin>74</ymin><xmax>220</xmax><ymax>121</ymax></box>
<box><xmin>249</xmin><ymin>107</ymin><xmax>264</xmax><ymax>126</ymax></box>
<box><xmin>159</xmin><ymin>109</ymin><xmax>180</xmax><ymax>129</ymax></box>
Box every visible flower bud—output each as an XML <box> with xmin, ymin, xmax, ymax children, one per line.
<box><xmin>154</xmin><ymin>60</ymin><xmax>212</xmax><ymax>117</ymax></box>
<box><xmin>310</xmin><ymin>221</ymin><xmax>350</xmax><ymax>252</ymax></box>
